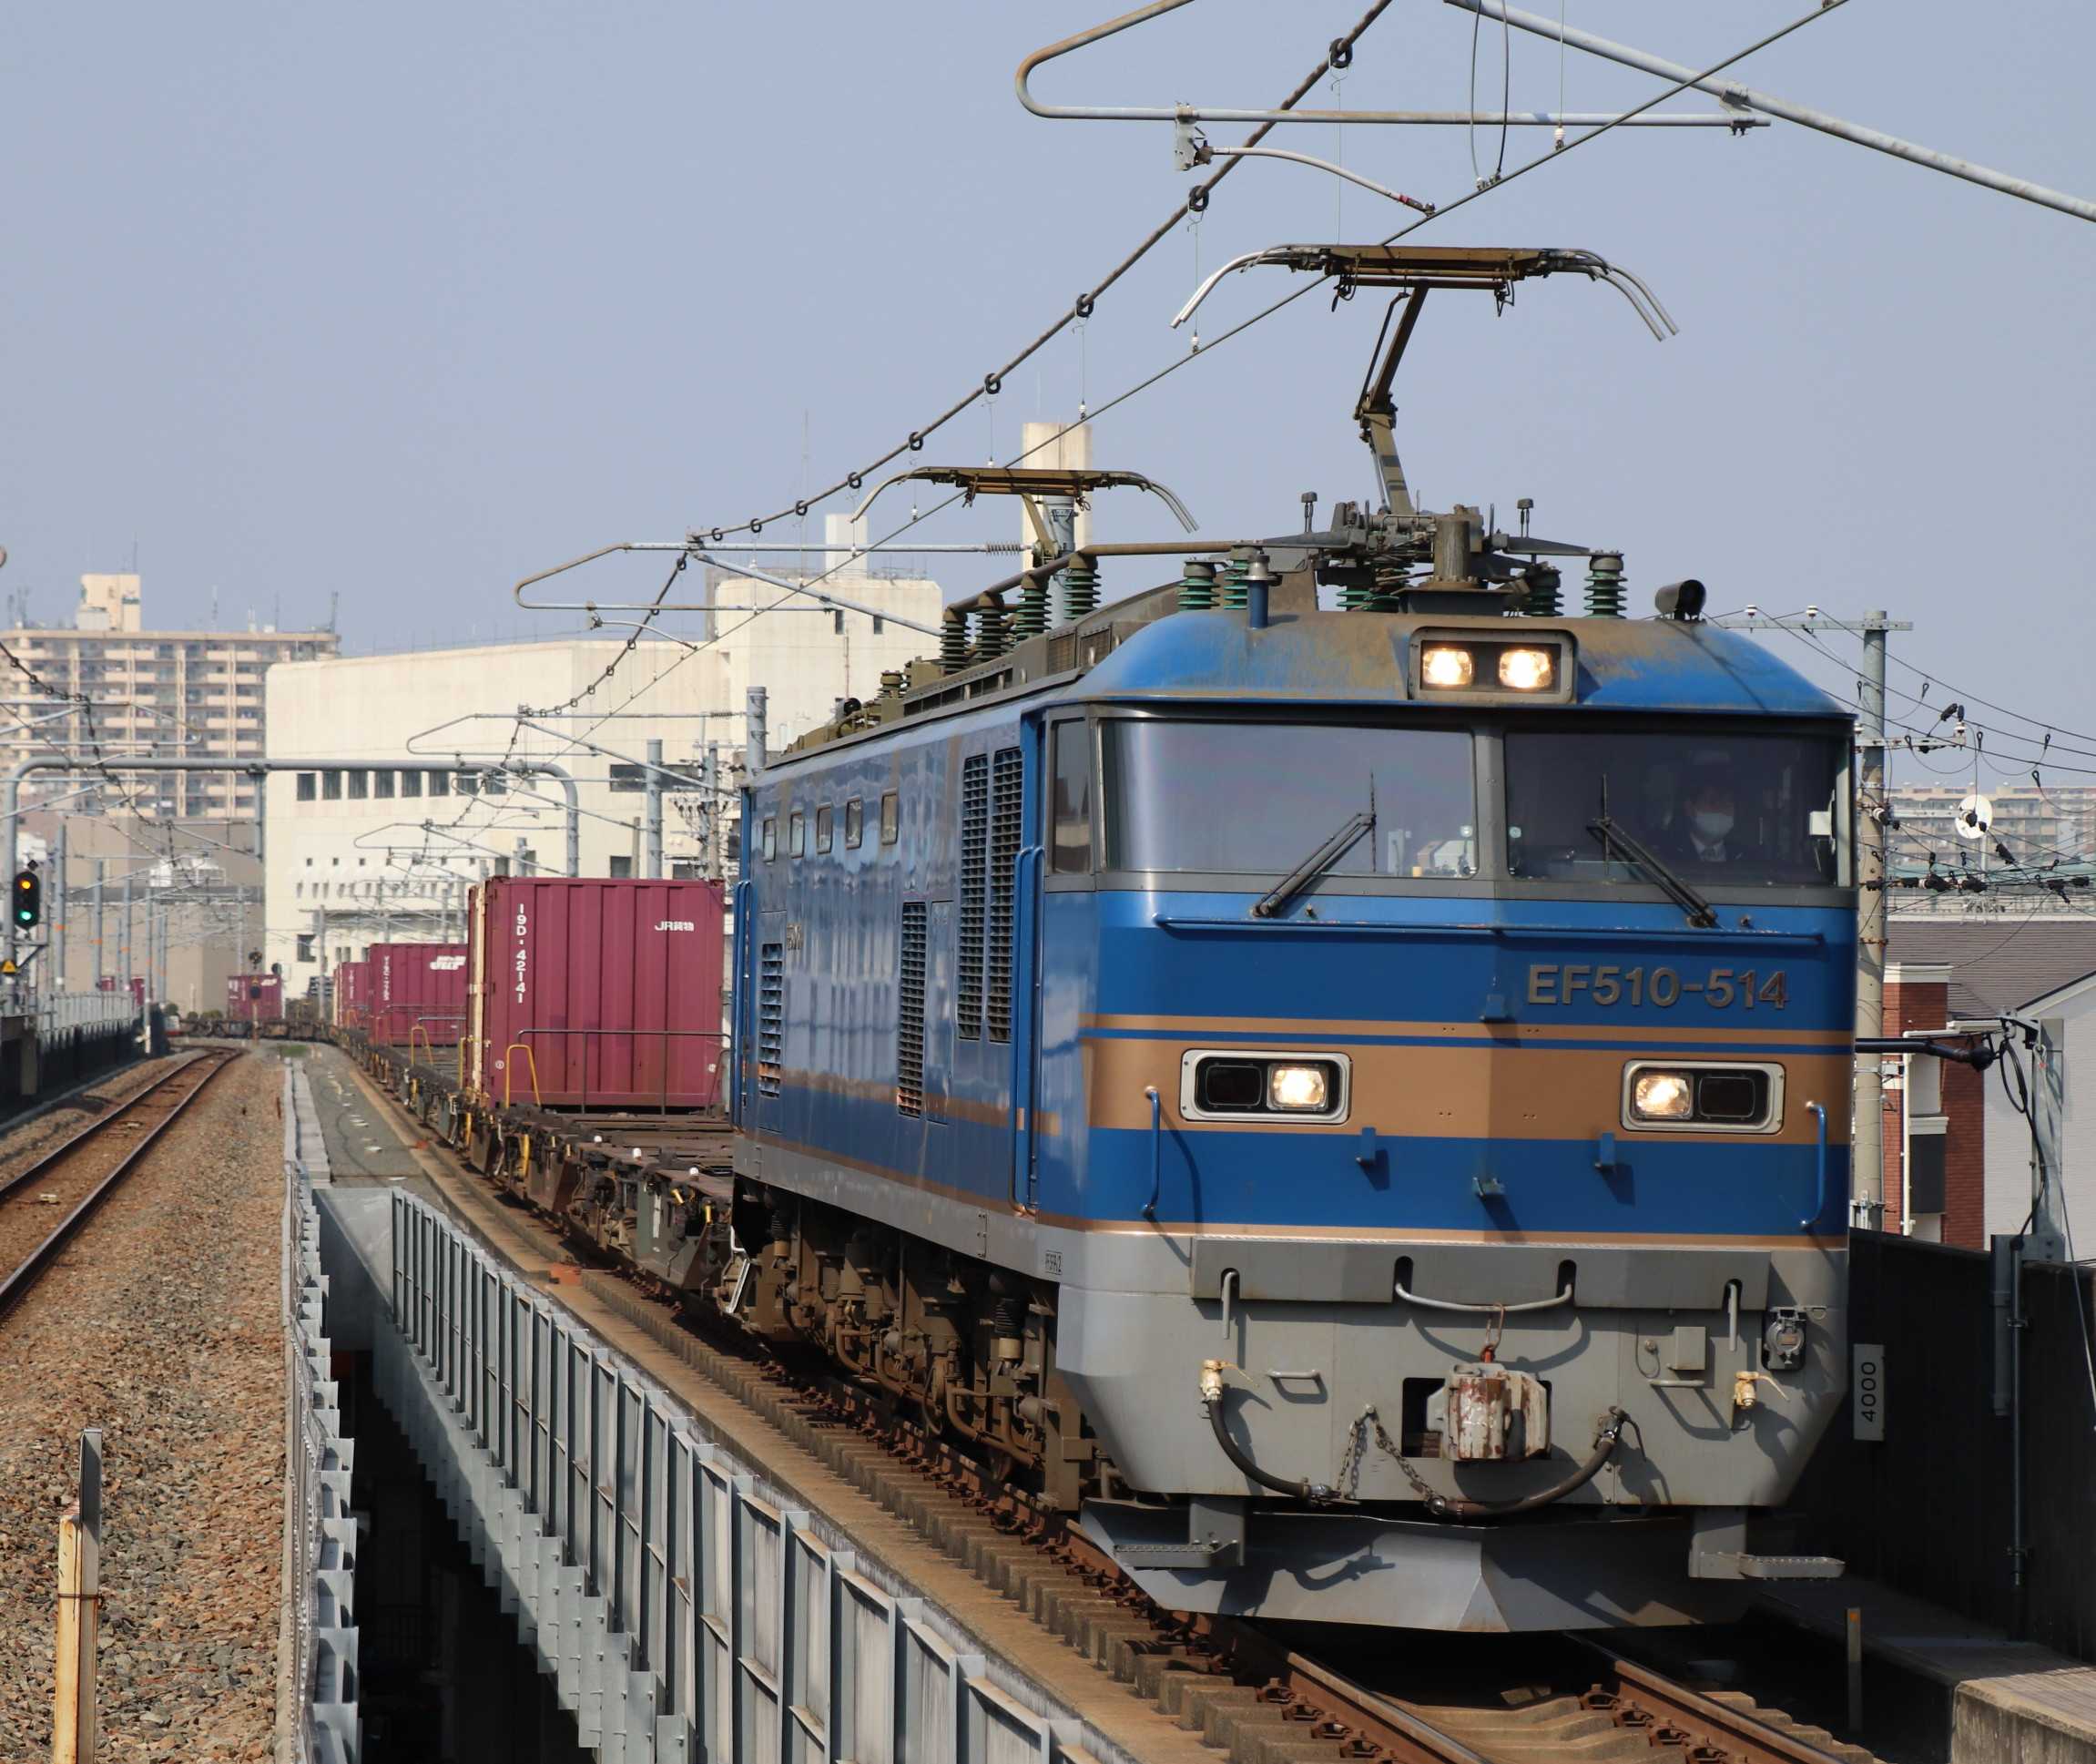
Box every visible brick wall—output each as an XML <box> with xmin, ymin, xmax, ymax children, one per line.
<box><xmin>1879</xmin><ymin>969</ymin><xmax>1987</xmax><ymax>1249</ymax></box>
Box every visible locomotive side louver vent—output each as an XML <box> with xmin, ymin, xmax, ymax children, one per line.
<box><xmin>897</xmin><ymin>902</ymin><xmax>927</xmax><ymax>1117</ymax></box>
<box><xmin>987</xmin><ymin>745</ymin><xmax>1023</xmax><ymax>1042</ymax></box>
<box><xmin>957</xmin><ymin>754</ymin><xmax>988</xmax><ymax>1040</ymax></box>
<box><xmin>757</xmin><ymin>943</ymin><xmax>785</xmax><ymax>1097</ymax></box>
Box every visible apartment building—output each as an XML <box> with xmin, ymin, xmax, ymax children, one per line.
<box><xmin>4</xmin><ymin>574</ymin><xmax>337</xmax><ymax>820</ymax></box>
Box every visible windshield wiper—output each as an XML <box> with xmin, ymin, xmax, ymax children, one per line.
<box><xmin>1587</xmin><ymin>813</ymin><xmax>1719</xmax><ymax>929</ymax></box>
<box><xmin>1252</xmin><ymin>810</ymin><xmax>1374</xmax><ymax>919</ymax></box>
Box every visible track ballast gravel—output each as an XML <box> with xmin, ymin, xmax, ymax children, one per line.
<box><xmin>0</xmin><ymin>1051</ymin><xmax>283</xmax><ymax>1761</ymax></box>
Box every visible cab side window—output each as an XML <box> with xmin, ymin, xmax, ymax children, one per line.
<box><xmin>1050</xmin><ymin>722</ymin><xmax>1093</xmax><ymax>874</ymax></box>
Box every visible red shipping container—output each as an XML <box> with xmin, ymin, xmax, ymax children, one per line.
<box><xmin>467</xmin><ymin>877</ymin><xmax>727</xmax><ymax>1112</ymax></box>
<box><xmin>334</xmin><ymin>961</ymin><xmax>369</xmax><ymax>1028</ymax></box>
<box><xmin>227</xmin><ymin>974</ymin><xmax>282</xmax><ymax>1022</ymax></box>
<box><xmin>366</xmin><ymin>943</ymin><xmax>469</xmax><ymax>1049</ymax></box>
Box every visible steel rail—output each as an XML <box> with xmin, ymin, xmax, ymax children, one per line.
<box><xmin>1571</xmin><ymin>1640</ymin><xmax>1870</xmax><ymax>1763</ymax></box>
<box><xmin>0</xmin><ymin>1051</ymin><xmax>239</xmax><ymax>1319</ymax></box>
<box><xmin>1210</xmin><ymin>1625</ymin><xmax>1876</xmax><ymax>1764</ymax></box>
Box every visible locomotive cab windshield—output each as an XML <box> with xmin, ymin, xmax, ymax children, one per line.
<box><xmin>1506</xmin><ymin>724</ymin><xmax>1850</xmax><ymax>891</ymax></box>
<box><xmin>1065</xmin><ymin>712</ymin><xmax>1849</xmax><ymax>900</ymax></box>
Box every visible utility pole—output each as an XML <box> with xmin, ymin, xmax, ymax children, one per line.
<box><xmin>1720</xmin><ymin>607</ymin><xmax>1911</xmax><ymax>1230</ymax></box>
<box><xmin>53</xmin><ymin>819</ymin><xmax>66</xmax><ymax>991</ymax></box>
<box><xmin>702</xmin><ymin>743</ymin><xmax>720</xmax><ymax>881</ymax></box>
<box><xmin>90</xmin><ymin>861</ymin><xmax>103</xmax><ymax>992</ymax></box>
<box><xmin>644</xmin><ymin>739</ymin><xmax>666</xmax><ymax>879</ymax></box>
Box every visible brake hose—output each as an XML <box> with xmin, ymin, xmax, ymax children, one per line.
<box><xmin>1423</xmin><ymin>1407</ymin><xmax>1630</xmax><ymax>1521</ymax></box>
<box><xmin>1200</xmin><ymin>1361</ymin><xmax>1340</xmax><ymax>1503</ymax></box>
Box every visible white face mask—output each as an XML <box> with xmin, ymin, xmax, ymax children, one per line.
<box><xmin>1693</xmin><ymin>811</ymin><xmax>1735</xmax><ymax>842</ymax></box>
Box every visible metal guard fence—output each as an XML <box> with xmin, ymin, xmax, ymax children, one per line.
<box><xmin>386</xmin><ymin>1188</ymin><xmax>1114</xmax><ymax>1764</ymax></box>
<box><xmin>282</xmin><ymin>1066</ymin><xmax>360</xmax><ymax>1763</ymax></box>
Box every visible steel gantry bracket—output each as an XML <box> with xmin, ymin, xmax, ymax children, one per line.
<box><xmin>1016</xmin><ymin>0</ymin><xmax>1762</xmax><ymax>131</ymax></box>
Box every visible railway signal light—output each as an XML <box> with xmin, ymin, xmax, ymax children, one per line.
<box><xmin>12</xmin><ymin>868</ymin><xmax>40</xmax><ymax>929</ymax></box>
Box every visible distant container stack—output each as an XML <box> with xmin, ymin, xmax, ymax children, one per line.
<box><xmin>227</xmin><ymin>973</ymin><xmax>282</xmax><ymax>1026</ymax></box>
<box><xmin>466</xmin><ymin>876</ymin><xmax>727</xmax><ymax>1112</ymax></box>
<box><xmin>366</xmin><ymin>942</ymin><xmax>469</xmax><ymax>1049</ymax></box>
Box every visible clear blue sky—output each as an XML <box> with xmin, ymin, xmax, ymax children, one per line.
<box><xmin>4</xmin><ymin>3</ymin><xmax>2091</xmax><ymax>789</ymax></box>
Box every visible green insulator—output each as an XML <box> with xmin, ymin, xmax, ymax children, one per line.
<box><xmin>1521</xmin><ymin>562</ymin><xmax>1563</xmax><ymax>618</ymax></box>
<box><xmin>1219</xmin><ymin>556</ymin><xmax>1250</xmax><ymax>610</ymax></box>
<box><xmin>1338</xmin><ymin>577</ymin><xmax>1375</xmax><ymax>611</ymax></box>
<box><xmin>1368</xmin><ymin>558</ymin><xmax>1409</xmax><ymax>612</ymax></box>
<box><xmin>1013</xmin><ymin>575</ymin><xmax>1050</xmax><ymax>638</ymax></box>
<box><xmin>1178</xmin><ymin>560</ymin><xmax>1218</xmax><ymax>610</ymax></box>
<box><xmin>1585</xmin><ymin>551</ymin><xmax>1625</xmax><ymax>619</ymax></box>
<box><xmin>940</xmin><ymin>613</ymin><xmax>968</xmax><ymax>673</ymax></box>
<box><xmin>1015</xmin><ymin>546</ymin><xmax>1055</xmax><ymax>638</ymax></box>
<box><xmin>1060</xmin><ymin>559</ymin><xmax>1099</xmax><ymax>624</ymax></box>
<box><xmin>975</xmin><ymin>605</ymin><xmax>1008</xmax><ymax>660</ymax></box>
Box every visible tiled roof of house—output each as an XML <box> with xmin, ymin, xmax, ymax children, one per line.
<box><xmin>1889</xmin><ymin>913</ymin><xmax>2096</xmax><ymax>1017</ymax></box>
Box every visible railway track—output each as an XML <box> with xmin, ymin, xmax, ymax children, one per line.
<box><xmin>1229</xmin><ymin>1633</ymin><xmax>1884</xmax><ymax>1764</ymax></box>
<box><xmin>0</xmin><ymin>1050</ymin><xmax>239</xmax><ymax>1318</ymax></box>
<box><xmin>344</xmin><ymin>1047</ymin><xmax>1892</xmax><ymax>1764</ymax></box>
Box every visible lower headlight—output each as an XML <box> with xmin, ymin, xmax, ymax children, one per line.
<box><xmin>1631</xmin><ymin>1069</ymin><xmax>1694</xmax><ymax>1121</ymax></box>
<box><xmin>1267</xmin><ymin>1064</ymin><xmax>1330</xmax><ymax>1112</ymax></box>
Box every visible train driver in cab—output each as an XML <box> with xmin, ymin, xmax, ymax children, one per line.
<box><xmin>1668</xmin><ymin>767</ymin><xmax>1742</xmax><ymax>866</ymax></box>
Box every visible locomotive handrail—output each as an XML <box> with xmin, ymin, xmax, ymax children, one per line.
<box><xmin>1155</xmin><ymin>915</ymin><xmax>1826</xmax><ymax>945</ymax></box>
<box><xmin>1801</xmin><ymin>1100</ymin><xmax>1829</xmax><ymax>1232</ymax></box>
<box><xmin>1143</xmin><ymin>1086</ymin><xmax>1163</xmax><ymax>1220</ymax></box>
<box><xmin>1395</xmin><ymin>1280</ymin><xmax>1573</xmax><ymax>1315</ymax></box>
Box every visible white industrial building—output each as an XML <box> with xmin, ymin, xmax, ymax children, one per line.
<box><xmin>261</xmin><ymin>559</ymin><xmax>941</xmax><ymax>989</ymax></box>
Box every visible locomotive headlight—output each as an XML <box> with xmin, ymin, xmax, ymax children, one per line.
<box><xmin>1498</xmin><ymin>647</ymin><xmax>1556</xmax><ymax>691</ymax></box>
<box><xmin>1631</xmin><ymin>1069</ymin><xmax>1694</xmax><ymax>1121</ymax></box>
<box><xmin>1267</xmin><ymin>1064</ymin><xmax>1331</xmax><ymax>1112</ymax></box>
<box><xmin>1419</xmin><ymin>645</ymin><xmax>1475</xmax><ymax>688</ymax></box>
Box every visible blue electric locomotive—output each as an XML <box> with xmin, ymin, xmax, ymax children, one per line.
<box><xmin>728</xmin><ymin>248</ymin><xmax>1857</xmax><ymax>1632</ymax></box>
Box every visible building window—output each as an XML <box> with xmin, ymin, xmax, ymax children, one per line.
<box><xmin>296</xmin><ymin>882</ymin><xmax>304</xmax><ymax>899</ymax></box>
<box><xmin>348</xmin><ymin>770</ymin><xmax>368</xmax><ymax>799</ymax></box>
<box><xmin>305</xmin><ymin>857</ymin><xmax>313</xmax><ymax>867</ymax></box>
<box><xmin>428</xmin><ymin>770</ymin><xmax>449</xmax><ymax>797</ymax></box>
<box><xmin>296</xmin><ymin>773</ymin><xmax>316</xmax><ymax>801</ymax></box>
<box><xmin>331</xmin><ymin>856</ymin><xmax>341</xmax><ymax>867</ymax></box>
<box><xmin>321</xmin><ymin>770</ymin><xmax>342</xmax><ymax>800</ymax></box>
<box><xmin>401</xmin><ymin>770</ymin><xmax>422</xmax><ymax>798</ymax></box>
<box><xmin>458</xmin><ymin>772</ymin><xmax>478</xmax><ymax>796</ymax></box>
<box><xmin>789</xmin><ymin>811</ymin><xmax>805</xmax><ymax>857</ymax></box>
<box><xmin>845</xmin><ymin>799</ymin><xmax>863</xmax><ymax>848</ymax></box>
<box><xmin>671</xmin><ymin>861</ymin><xmax>702</xmax><ymax>880</ymax></box>
<box><xmin>762</xmin><ymin>818</ymin><xmax>777</xmax><ymax>862</ymax></box>
<box><xmin>373</xmin><ymin>770</ymin><xmax>393</xmax><ymax>799</ymax></box>
<box><xmin>880</xmin><ymin>792</ymin><xmax>900</xmax><ymax>845</ymax></box>
<box><xmin>296</xmin><ymin>934</ymin><xmax>314</xmax><ymax>963</ymax></box>
<box><xmin>482</xmin><ymin>771</ymin><xmax>505</xmax><ymax>797</ymax></box>
<box><xmin>609</xmin><ymin>855</ymin><xmax>634</xmax><ymax>878</ymax></box>
<box><xmin>816</xmin><ymin>807</ymin><xmax>833</xmax><ymax>854</ymax></box>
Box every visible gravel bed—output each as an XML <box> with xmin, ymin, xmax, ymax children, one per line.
<box><xmin>0</xmin><ymin>1053</ymin><xmax>192</xmax><ymax>1190</ymax></box>
<box><xmin>0</xmin><ymin>1052</ymin><xmax>285</xmax><ymax>1761</ymax></box>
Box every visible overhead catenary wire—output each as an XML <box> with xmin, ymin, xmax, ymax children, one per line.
<box><xmin>687</xmin><ymin>0</ymin><xmax>1402</xmax><ymax>550</ymax></box>
<box><xmin>505</xmin><ymin>0</ymin><xmax>1850</xmax><ymax>805</ymax></box>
